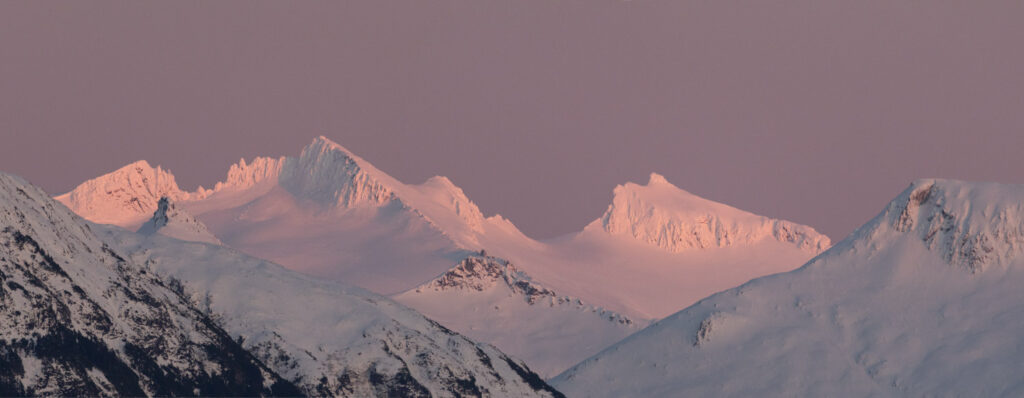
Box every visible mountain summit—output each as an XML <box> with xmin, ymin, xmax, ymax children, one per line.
<box><xmin>878</xmin><ymin>178</ymin><xmax>1024</xmax><ymax>272</ymax></box>
<box><xmin>279</xmin><ymin>136</ymin><xmax>397</xmax><ymax>208</ymax></box>
<box><xmin>54</xmin><ymin>161</ymin><xmax>197</xmax><ymax>227</ymax></box>
<box><xmin>592</xmin><ymin>172</ymin><xmax>830</xmax><ymax>253</ymax></box>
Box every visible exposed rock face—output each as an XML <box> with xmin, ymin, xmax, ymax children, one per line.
<box><xmin>416</xmin><ymin>255</ymin><xmax>632</xmax><ymax>323</ymax></box>
<box><xmin>884</xmin><ymin>179</ymin><xmax>1024</xmax><ymax>272</ymax></box>
<box><xmin>0</xmin><ymin>173</ymin><xmax>298</xmax><ymax>396</ymax></box>
<box><xmin>395</xmin><ymin>254</ymin><xmax>640</xmax><ymax>377</ymax></box>
<box><xmin>137</xmin><ymin>197</ymin><xmax>222</xmax><ymax>244</ymax></box>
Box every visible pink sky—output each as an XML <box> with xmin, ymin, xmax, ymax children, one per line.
<box><xmin>1</xmin><ymin>1</ymin><xmax>1023</xmax><ymax>240</ymax></box>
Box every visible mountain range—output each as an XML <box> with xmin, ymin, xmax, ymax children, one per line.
<box><xmin>1</xmin><ymin>172</ymin><xmax>561</xmax><ymax>396</ymax></box>
<box><xmin>56</xmin><ymin>136</ymin><xmax>830</xmax><ymax>376</ymax></box>
<box><xmin>8</xmin><ymin>134</ymin><xmax>1024</xmax><ymax>396</ymax></box>
<box><xmin>552</xmin><ymin>179</ymin><xmax>1024</xmax><ymax>396</ymax></box>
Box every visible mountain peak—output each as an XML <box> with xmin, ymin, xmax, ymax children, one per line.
<box><xmin>424</xmin><ymin>175</ymin><xmax>457</xmax><ymax>189</ymax></box>
<box><xmin>861</xmin><ymin>178</ymin><xmax>1024</xmax><ymax>272</ymax></box>
<box><xmin>278</xmin><ymin>136</ymin><xmax>397</xmax><ymax>208</ymax></box>
<box><xmin>125</xmin><ymin>159</ymin><xmax>154</xmax><ymax>169</ymax></box>
<box><xmin>597</xmin><ymin>175</ymin><xmax>830</xmax><ymax>253</ymax></box>
<box><xmin>308</xmin><ymin>135</ymin><xmax>360</xmax><ymax>159</ymax></box>
<box><xmin>647</xmin><ymin>172</ymin><xmax>672</xmax><ymax>187</ymax></box>
<box><xmin>55</xmin><ymin>160</ymin><xmax>193</xmax><ymax>227</ymax></box>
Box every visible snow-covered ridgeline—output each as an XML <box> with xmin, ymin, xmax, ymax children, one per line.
<box><xmin>596</xmin><ymin>173</ymin><xmax>830</xmax><ymax>253</ymax></box>
<box><xmin>53</xmin><ymin>161</ymin><xmax>196</xmax><ymax>226</ymax></box>
<box><xmin>395</xmin><ymin>254</ymin><xmax>641</xmax><ymax>377</ymax></box>
<box><xmin>278</xmin><ymin>137</ymin><xmax>396</xmax><ymax>207</ymax></box>
<box><xmin>57</xmin><ymin>137</ymin><xmax>490</xmax><ymax>241</ymax></box>
<box><xmin>873</xmin><ymin>179</ymin><xmax>1024</xmax><ymax>272</ymax></box>
<box><xmin>412</xmin><ymin>255</ymin><xmax>634</xmax><ymax>326</ymax></box>
<box><xmin>212</xmin><ymin>156</ymin><xmax>287</xmax><ymax>192</ymax></box>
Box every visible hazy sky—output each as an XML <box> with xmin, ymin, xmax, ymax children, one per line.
<box><xmin>2</xmin><ymin>1</ymin><xmax>1023</xmax><ymax>240</ymax></box>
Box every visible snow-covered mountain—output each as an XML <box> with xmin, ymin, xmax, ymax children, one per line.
<box><xmin>394</xmin><ymin>254</ymin><xmax>639</xmax><ymax>377</ymax></box>
<box><xmin>102</xmin><ymin>217</ymin><xmax>563</xmax><ymax>397</ymax></box>
<box><xmin>54</xmin><ymin>160</ymin><xmax>205</xmax><ymax>228</ymax></box>
<box><xmin>57</xmin><ymin>135</ymin><xmax>830</xmax><ymax>377</ymax></box>
<box><xmin>0</xmin><ymin>173</ymin><xmax>300</xmax><ymax>396</ymax></box>
<box><xmin>477</xmin><ymin>173</ymin><xmax>831</xmax><ymax>321</ymax></box>
<box><xmin>553</xmin><ymin>179</ymin><xmax>1024</xmax><ymax>397</ymax></box>
<box><xmin>594</xmin><ymin>172</ymin><xmax>829</xmax><ymax>253</ymax></box>
<box><xmin>5</xmin><ymin>170</ymin><xmax>563</xmax><ymax>397</ymax></box>
<box><xmin>136</xmin><ymin>197</ymin><xmax>221</xmax><ymax>244</ymax></box>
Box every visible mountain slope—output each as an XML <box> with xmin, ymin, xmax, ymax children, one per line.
<box><xmin>394</xmin><ymin>254</ymin><xmax>639</xmax><ymax>377</ymax></box>
<box><xmin>553</xmin><ymin>179</ymin><xmax>1024</xmax><ymax>397</ymax></box>
<box><xmin>101</xmin><ymin>216</ymin><xmax>564</xmax><ymax>397</ymax></box>
<box><xmin>137</xmin><ymin>197</ymin><xmax>222</xmax><ymax>244</ymax></box>
<box><xmin>0</xmin><ymin>173</ymin><xmax>298</xmax><ymax>396</ymax></box>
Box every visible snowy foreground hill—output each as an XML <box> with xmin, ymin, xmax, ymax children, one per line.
<box><xmin>57</xmin><ymin>136</ymin><xmax>830</xmax><ymax>377</ymax></box>
<box><xmin>553</xmin><ymin>179</ymin><xmax>1024</xmax><ymax>397</ymax></box>
<box><xmin>101</xmin><ymin>224</ymin><xmax>562</xmax><ymax>397</ymax></box>
<box><xmin>0</xmin><ymin>173</ymin><xmax>300</xmax><ymax>396</ymax></box>
<box><xmin>1</xmin><ymin>172</ymin><xmax>562</xmax><ymax>397</ymax></box>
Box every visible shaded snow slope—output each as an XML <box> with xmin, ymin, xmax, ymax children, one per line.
<box><xmin>99</xmin><ymin>227</ymin><xmax>564</xmax><ymax>397</ymax></box>
<box><xmin>194</xmin><ymin>185</ymin><xmax>471</xmax><ymax>294</ymax></box>
<box><xmin>394</xmin><ymin>255</ymin><xmax>640</xmax><ymax>377</ymax></box>
<box><xmin>553</xmin><ymin>179</ymin><xmax>1024</xmax><ymax>397</ymax></box>
<box><xmin>0</xmin><ymin>173</ymin><xmax>298</xmax><ymax>396</ymax></box>
<box><xmin>137</xmin><ymin>197</ymin><xmax>221</xmax><ymax>245</ymax></box>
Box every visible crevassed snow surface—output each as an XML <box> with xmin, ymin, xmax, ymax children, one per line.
<box><xmin>553</xmin><ymin>179</ymin><xmax>1024</xmax><ymax>397</ymax></box>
